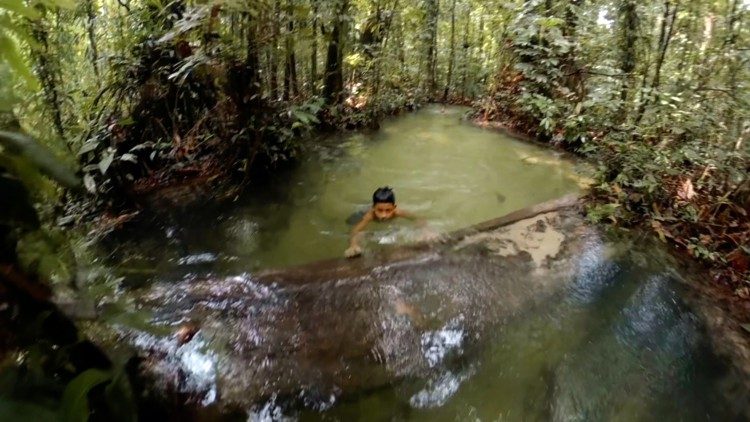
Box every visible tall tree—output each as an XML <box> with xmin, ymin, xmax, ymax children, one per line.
<box><xmin>618</xmin><ymin>0</ymin><xmax>638</xmax><ymax>105</ymax></box>
<box><xmin>424</xmin><ymin>0</ymin><xmax>439</xmax><ymax>97</ymax></box>
<box><xmin>283</xmin><ymin>0</ymin><xmax>300</xmax><ymax>100</ymax></box>
<box><xmin>443</xmin><ymin>0</ymin><xmax>457</xmax><ymax>101</ymax></box>
<box><xmin>310</xmin><ymin>0</ymin><xmax>319</xmax><ymax>95</ymax></box>
<box><xmin>29</xmin><ymin>11</ymin><xmax>66</xmax><ymax>141</ymax></box>
<box><xmin>322</xmin><ymin>0</ymin><xmax>349</xmax><ymax>104</ymax></box>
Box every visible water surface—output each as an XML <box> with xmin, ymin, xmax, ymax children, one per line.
<box><xmin>111</xmin><ymin>105</ymin><xmax>582</xmax><ymax>274</ymax></box>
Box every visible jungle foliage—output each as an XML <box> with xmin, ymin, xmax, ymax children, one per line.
<box><xmin>472</xmin><ymin>0</ymin><xmax>749</xmax><ymax>289</ymax></box>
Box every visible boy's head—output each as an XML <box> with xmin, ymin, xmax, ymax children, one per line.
<box><xmin>372</xmin><ymin>186</ymin><xmax>396</xmax><ymax>221</ymax></box>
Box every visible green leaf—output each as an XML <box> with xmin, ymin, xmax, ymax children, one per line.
<box><xmin>104</xmin><ymin>366</ymin><xmax>137</xmax><ymax>422</ymax></box>
<box><xmin>77</xmin><ymin>140</ymin><xmax>100</xmax><ymax>155</ymax></box>
<box><xmin>98</xmin><ymin>148</ymin><xmax>114</xmax><ymax>175</ymax></box>
<box><xmin>59</xmin><ymin>369</ymin><xmax>112</xmax><ymax>422</ymax></box>
<box><xmin>0</xmin><ymin>0</ymin><xmax>41</xmax><ymax>19</ymax></box>
<box><xmin>83</xmin><ymin>173</ymin><xmax>96</xmax><ymax>193</ymax></box>
<box><xmin>0</xmin><ymin>131</ymin><xmax>79</xmax><ymax>188</ymax></box>
<box><xmin>0</xmin><ymin>33</ymin><xmax>39</xmax><ymax>88</ymax></box>
<box><xmin>119</xmin><ymin>153</ymin><xmax>137</xmax><ymax>163</ymax></box>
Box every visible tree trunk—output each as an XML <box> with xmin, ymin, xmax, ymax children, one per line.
<box><xmin>323</xmin><ymin>0</ymin><xmax>349</xmax><ymax>104</ymax></box>
<box><xmin>460</xmin><ymin>7</ymin><xmax>470</xmax><ymax>98</ymax></box>
<box><xmin>245</xmin><ymin>14</ymin><xmax>261</xmax><ymax>107</ymax></box>
<box><xmin>618</xmin><ymin>0</ymin><xmax>638</xmax><ymax>105</ymax></box>
<box><xmin>30</xmin><ymin>16</ymin><xmax>66</xmax><ymax>141</ymax></box>
<box><xmin>269</xmin><ymin>0</ymin><xmax>281</xmax><ymax>100</ymax></box>
<box><xmin>651</xmin><ymin>1</ymin><xmax>678</xmax><ymax>93</ymax></box>
<box><xmin>424</xmin><ymin>0</ymin><xmax>439</xmax><ymax>97</ymax></box>
<box><xmin>283</xmin><ymin>0</ymin><xmax>299</xmax><ymax>101</ymax></box>
<box><xmin>442</xmin><ymin>0</ymin><xmax>456</xmax><ymax>101</ymax></box>
<box><xmin>85</xmin><ymin>0</ymin><xmax>101</xmax><ymax>83</ymax></box>
<box><xmin>310</xmin><ymin>0</ymin><xmax>319</xmax><ymax>95</ymax></box>
<box><xmin>635</xmin><ymin>0</ymin><xmax>677</xmax><ymax>123</ymax></box>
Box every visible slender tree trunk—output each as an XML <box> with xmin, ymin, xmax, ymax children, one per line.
<box><xmin>283</xmin><ymin>0</ymin><xmax>299</xmax><ymax>101</ymax></box>
<box><xmin>442</xmin><ymin>0</ymin><xmax>456</xmax><ymax>101</ymax></box>
<box><xmin>323</xmin><ymin>0</ymin><xmax>349</xmax><ymax>104</ymax></box>
<box><xmin>245</xmin><ymin>14</ymin><xmax>261</xmax><ymax>107</ymax></box>
<box><xmin>723</xmin><ymin>0</ymin><xmax>742</xmax><ymax>139</ymax></box>
<box><xmin>618</xmin><ymin>0</ymin><xmax>638</xmax><ymax>106</ymax></box>
<box><xmin>478</xmin><ymin>13</ymin><xmax>485</xmax><ymax>68</ymax></box>
<box><xmin>635</xmin><ymin>0</ymin><xmax>677</xmax><ymax>123</ymax></box>
<box><xmin>651</xmin><ymin>1</ymin><xmax>678</xmax><ymax>93</ymax></box>
<box><xmin>396</xmin><ymin>13</ymin><xmax>405</xmax><ymax>72</ymax></box>
<box><xmin>30</xmin><ymin>16</ymin><xmax>66</xmax><ymax>141</ymax></box>
<box><xmin>85</xmin><ymin>0</ymin><xmax>101</xmax><ymax>83</ymax></box>
<box><xmin>460</xmin><ymin>7</ymin><xmax>470</xmax><ymax>98</ymax></box>
<box><xmin>310</xmin><ymin>0</ymin><xmax>319</xmax><ymax>95</ymax></box>
<box><xmin>424</xmin><ymin>0</ymin><xmax>439</xmax><ymax>97</ymax></box>
<box><xmin>269</xmin><ymin>0</ymin><xmax>281</xmax><ymax>100</ymax></box>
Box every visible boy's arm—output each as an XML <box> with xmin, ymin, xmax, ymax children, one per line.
<box><xmin>345</xmin><ymin>211</ymin><xmax>373</xmax><ymax>257</ymax></box>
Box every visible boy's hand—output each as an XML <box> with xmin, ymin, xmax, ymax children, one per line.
<box><xmin>345</xmin><ymin>245</ymin><xmax>363</xmax><ymax>258</ymax></box>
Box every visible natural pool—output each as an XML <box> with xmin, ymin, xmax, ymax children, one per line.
<box><xmin>109</xmin><ymin>105</ymin><xmax>583</xmax><ymax>275</ymax></box>
<box><xmin>84</xmin><ymin>106</ymin><xmax>745</xmax><ymax>421</ymax></box>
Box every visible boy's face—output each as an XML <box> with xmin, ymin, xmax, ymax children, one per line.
<box><xmin>373</xmin><ymin>202</ymin><xmax>396</xmax><ymax>221</ymax></box>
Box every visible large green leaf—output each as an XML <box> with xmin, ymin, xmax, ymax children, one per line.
<box><xmin>104</xmin><ymin>366</ymin><xmax>137</xmax><ymax>422</ymax></box>
<box><xmin>0</xmin><ymin>33</ymin><xmax>39</xmax><ymax>88</ymax></box>
<box><xmin>0</xmin><ymin>0</ymin><xmax>41</xmax><ymax>19</ymax></box>
<box><xmin>0</xmin><ymin>131</ymin><xmax>79</xmax><ymax>188</ymax></box>
<box><xmin>59</xmin><ymin>369</ymin><xmax>112</xmax><ymax>422</ymax></box>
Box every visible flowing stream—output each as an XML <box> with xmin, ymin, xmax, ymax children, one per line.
<box><xmin>83</xmin><ymin>106</ymin><xmax>744</xmax><ymax>420</ymax></box>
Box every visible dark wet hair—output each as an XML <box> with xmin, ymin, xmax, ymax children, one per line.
<box><xmin>372</xmin><ymin>186</ymin><xmax>395</xmax><ymax>205</ymax></box>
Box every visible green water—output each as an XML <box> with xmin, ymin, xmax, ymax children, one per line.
<box><xmin>114</xmin><ymin>105</ymin><xmax>582</xmax><ymax>273</ymax></box>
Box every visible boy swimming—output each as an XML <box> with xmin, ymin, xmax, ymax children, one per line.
<box><xmin>345</xmin><ymin>186</ymin><xmax>418</xmax><ymax>258</ymax></box>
